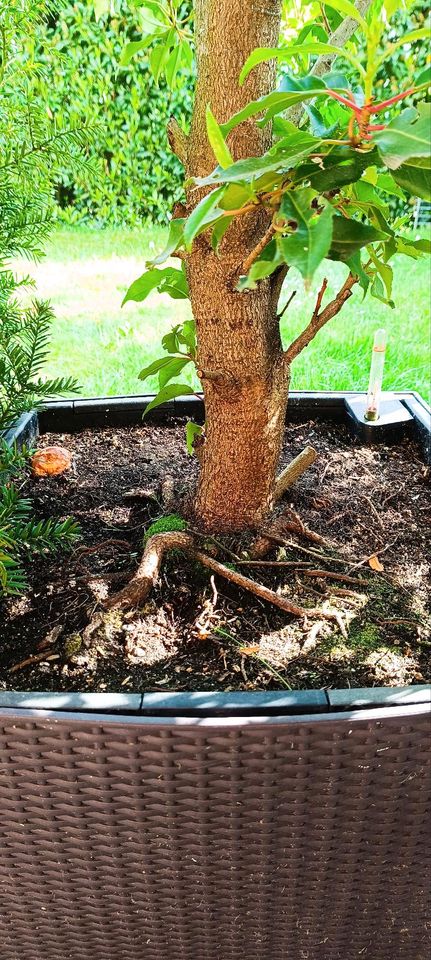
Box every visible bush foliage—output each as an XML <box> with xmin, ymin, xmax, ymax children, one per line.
<box><xmin>41</xmin><ymin>0</ymin><xmax>193</xmax><ymax>225</ymax></box>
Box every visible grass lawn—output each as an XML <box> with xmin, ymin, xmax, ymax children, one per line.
<box><xmin>15</xmin><ymin>223</ymin><xmax>431</xmax><ymax>402</ymax></box>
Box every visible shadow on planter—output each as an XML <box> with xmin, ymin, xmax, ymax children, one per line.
<box><xmin>1</xmin><ymin>390</ymin><xmax>430</xmax><ymax>960</ymax></box>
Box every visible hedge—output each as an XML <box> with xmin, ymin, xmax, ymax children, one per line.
<box><xmin>41</xmin><ymin>1</ymin><xmax>193</xmax><ymax>226</ymax></box>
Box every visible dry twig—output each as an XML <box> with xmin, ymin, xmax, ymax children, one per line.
<box><xmin>274</xmin><ymin>446</ymin><xmax>318</xmax><ymax>501</ymax></box>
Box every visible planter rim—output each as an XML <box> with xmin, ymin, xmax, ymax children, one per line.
<box><xmin>2</xmin><ymin>388</ymin><xmax>430</xmax><ymax>719</ymax></box>
<box><xmin>0</xmin><ymin>686</ymin><xmax>429</xmax><ymax>720</ymax></box>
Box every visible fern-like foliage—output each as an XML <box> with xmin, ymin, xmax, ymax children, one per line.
<box><xmin>0</xmin><ymin>446</ymin><xmax>81</xmax><ymax>597</ymax></box>
<box><xmin>0</xmin><ymin>292</ymin><xmax>79</xmax><ymax>431</ymax></box>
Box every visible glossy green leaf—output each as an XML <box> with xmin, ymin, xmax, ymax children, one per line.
<box><xmin>278</xmin><ymin>191</ymin><xmax>334</xmax><ymax>283</ymax></box>
<box><xmin>177</xmin><ymin>319</ymin><xmax>197</xmax><ymax>353</ymax></box>
<box><xmin>295</xmin><ymin>147</ymin><xmax>379</xmax><ymax>192</ymax></box>
<box><xmin>328</xmin><ymin>217</ymin><xmax>388</xmax><ymax>261</ymax></box>
<box><xmin>392</xmin><ymin>160</ymin><xmax>431</xmax><ymax>202</ymax></box>
<box><xmin>206</xmin><ymin>106</ymin><xmax>233</xmax><ymax>169</ymax></box>
<box><xmin>373</xmin><ymin>104</ymin><xmax>431</xmax><ymax>170</ymax></box>
<box><xmin>147</xmin><ymin>218</ymin><xmax>185</xmax><ymax>267</ymax></box>
<box><xmin>183</xmin><ymin>186</ymin><xmax>225</xmax><ymax>248</ymax></box>
<box><xmin>159</xmin><ymin>356</ymin><xmax>191</xmax><ymax>389</ymax></box>
<box><xmin>211</xmin><ymin>217</ymin><xmax>233</xmax><ymax>253</ymax></box>
<box><xmin>220</xmin><ymin>84</ymin><xmax>328</xmax><ymax>137</ymax></box>
<box><xmin>346</xmin><ymin>253</ymin><xmax>370</xmax><ymax>295</ymax></box>
<box><xmin>322</xmin><ymin>0</ymin><xmax>368</xmax><ymax>31</ymax></box>
<box><xmin>237</xmin><ymin>239</ymin><xmax>283</xmax><ymax>290</ymax></box>
<box><xmin>122</xmin><ymin>266</ymin><xmax>189</xmax><ymax>305</ymax></box>
<box><xmin>239</xmin><ymin>43</ymin><xmax>364</xmax><ymax>85</ymax></box>
<box><xmin>121</xmin><ymin>37</ymin><xmax>154</xmax><ymax>66</ymax></box>
<box><xmin>162</xmin><ymin>325</ymin><xmax>182</xmax><ymax>353</ymax></box>
<box><xmin>144</xmin><ymin>383</ymin><xmax>195</xmax><ymax>416</ymax></box>
<box><xmin>193</xmin><ymin>133</ymin><xmax>317</xmax><ymax>188</ymax></box>
<box><xmin>138</xmin><ymin>355</ymin><xmax>182</xmax><ymax>382</ymax></box>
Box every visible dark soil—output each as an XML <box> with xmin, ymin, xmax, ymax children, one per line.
<box><xmin>1</xmin><ymin>418</ymin><xmax>430</xmax><ymax>693</ymax></box>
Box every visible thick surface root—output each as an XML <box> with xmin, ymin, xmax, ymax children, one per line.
<box><xmin>105</xmin><ymin>531</ymin><xmax>344</xmax><ymax>630</ymax></box>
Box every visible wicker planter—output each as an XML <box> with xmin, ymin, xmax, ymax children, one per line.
<box><xmin>1</xmin><ymin>391</ymin><xmax>430</xmax><ymax>960</ymax></box>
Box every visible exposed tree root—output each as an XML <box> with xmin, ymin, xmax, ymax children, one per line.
<box><xmin>249</xmin><ymin>504</ymin><xmax>326</xmax><ymax>559</ymax></box>
<box><xmin>274</xmin><ymin>446</ymin><xmax>318</xmax><ymax>502</ymax></box>
<box><xmin>104</xmin><ymin>531</ymin><xmax>344</xmax><ymax>629</ymax></box>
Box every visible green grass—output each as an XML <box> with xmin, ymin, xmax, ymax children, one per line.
<box><xmin>15</xmin><ymin>223</ymin><xmax>431</xmax><ymax>402</ymax></box>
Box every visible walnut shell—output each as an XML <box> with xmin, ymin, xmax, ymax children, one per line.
<box><xmin>31</xmin><ymin>445</ymin><xmax>72</xmax><ymax>477</ymax></box>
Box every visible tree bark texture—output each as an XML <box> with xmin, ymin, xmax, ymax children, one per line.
<box><xmin>184</xmin><ymin>0</ymin><xmax>289</xmax><ymax>532</ymax></box>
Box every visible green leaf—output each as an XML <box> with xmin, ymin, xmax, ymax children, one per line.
<box><xmin>373</xmin><ymin>104</ymin><xmax>431</xmax><ymax>170</ymax></box>
<box><xmin>159</xmin><ymin>357</ymin><xmax>191</xmax><ymax>389</ymax></box>
<box><xmin>177</xmin><ymin>319</ymin><xmax>197</xmax><ymax>353</ymax></box>
<box><xmin>164</xmin><ymin>41</ymin><xmax>183</xmax><ymax>88</ymax></box>
<box><xmin>162</xmin><ymin>325</ymin><xmax>182</xmax><ymax>353</ymax></box>
<box><xmin>183</xmin><ymin>186</ymin><xmax>226</xmax><ymax>249</ymax></box>
<box><xmin>239</xmin><ymin>43</ymin><xmax>364</xmax><ymax>86</ymax></box>
<box><xmin>120</xmin><ymin>37</ymin><xmax>157</xmax><ymax>67</ymax></box>
<box><xmin>328</xmin><ymin>217</ymin><xmax>388</xmax><ymax>261</ymax></box>
<box><xmin>211</xmin><ymin>217</ymin><xmax>233</xmax><ymax>253</ymax></box>
<box><xmin>322</xmin><ymin>0</ymin><xmax>368</xmax><ymax>31</ymax></box>
<box><xmin>295</xmin><ymin>146</ymin><xmax>379</xmax><ymax>192</ymax></box>
<box><xmin>346</xmin><ymin>253</ymin><xmax>370</xmax><ymax>295</ymax></box>
<box><xmin>206</xmin><ymin>106</ymin><xmax>233</xmax><ymax>169</ymax></box>
<box><xmin>122</xmin><ymin>266</ymin><xmax>189</xmax><ymax>305</ymax></box>
<box><xmin>138</xmin><ymin>355</ymin><xmax>182</xmax><ymax>382</ymax></box>
<box><xmin>185</xmin><ymin>421</ymin><xmax>203</xmax><ymax>455</ymax></box>
<box><xmin>392</xmin><ymin>160</ymin><xmax>431</xmax><ymax>202</ymax></box>
<box><xmin>144</xmin><ymin>383</ymin><xmax>194</xmax><ymax>416</ymax></box>
<box><xmin>193</xmin><ymin>133</ymin><xmax>317</xmax><ymax>188</ymax></box>
<box><xmin>278</xmin><ymin>192</ymin><xmax>334</xmax><ymax>283</ymax></box>
<box><xmin>237</xmin><ymin>239</ymin><xmax>283</xmax><ymax>290</ymax></box>
<box><xmin>147</xmin><ymin>219</ymin><xmax>185</xmax><ymax>267</ymax></box>
<box><xmin>220</xmin><ymin>84</ymin><xmax>328</xmax><ymax>137</ymax></box>
<box><xmin>150</xmin><ymin>36</ymin><xmax>173</xmax><ymax>83</ymax></box>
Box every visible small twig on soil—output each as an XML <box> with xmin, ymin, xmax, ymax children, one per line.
<box><xmin>268</xmin><ymin>537</ymin><xmax>351</xmax><ymax>566</ymax></box>
<box><xmin>237</xmin><ymin>560</ymin><xmax>315</xmax><ymax>569</ymax></box>
<box><xmin>274</xmin><ymin>446</ymin><xmax>318</xmax><ymax>502</ymax></box>
<box><xmin>9</xmin><ymin>652</ymin><xmax>60</xmax><ymax>673</ymax></box>
<box><xmin>347</xmin><ymin>538</ymin><xmax>399</xmax><ymax>574</ymax></box>
<box><xmin>301</xmin><ymin>569</ymin><xmax>368</xmax><ymax>586</ymax></box>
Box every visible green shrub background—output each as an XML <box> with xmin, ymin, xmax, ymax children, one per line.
<box><xmin>41</xmin><ymin>0</ymin><xmax>192</xmax><ymax>226</ymax></box>
<box><xmin>39</xmin><ymin>0</ymin><xmax>426</xmax><ymax>227</ymax></box>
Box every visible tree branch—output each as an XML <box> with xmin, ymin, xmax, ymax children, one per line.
<box><xmin>284</xmin><ymin>273</ymin><xmax>357</xmax><ymax>365</ymax></box>
<box><xmin>167</xmin><ymin>117</ymin><xmax>188</xmax><ymax>165</ymax></box>
<box><xmin>242</xmin><ymin>223</ymin><xmax>275</xmax><ymax>273</ymax></box>
<box><xmin>286</xmin><ymin>0</ymin><xmax>372</xmax><ymax>126</ymax></box>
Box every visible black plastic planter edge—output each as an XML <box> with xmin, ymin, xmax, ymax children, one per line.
<box><xmin>2</xmin><ymin>389</ymin><xmax>430</xmax><ymax>719</ymax></box>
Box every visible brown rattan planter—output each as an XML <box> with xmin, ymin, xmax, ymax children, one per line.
<box><xmin>1</xmin><ymin>391</ymin><xmax>430</xmax><ymax>960</ymax></box>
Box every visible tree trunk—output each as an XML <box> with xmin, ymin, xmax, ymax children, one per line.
<box><xmin>185</xmin><ymin>0</ymin><xmax>289</xmax><ymax>532</ymax></box>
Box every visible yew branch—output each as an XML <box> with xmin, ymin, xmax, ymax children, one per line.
<box><xmin>284</xmin><ymin>273</ymin><xmax>357</xmax><ymax>365</ymax></box>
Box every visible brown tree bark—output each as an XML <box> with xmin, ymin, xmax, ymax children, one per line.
<box><xmin>184</xmin><ymin>0</ymin><xmax>289</xmax><ymax>532</ymax></box>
